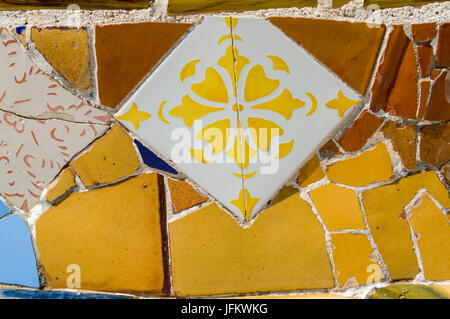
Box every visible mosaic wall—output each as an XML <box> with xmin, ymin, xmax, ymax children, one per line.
<box><xmin>0</xmin><ymin>0</ymin><xmax>449</xmax><ymax>299</ymax></box>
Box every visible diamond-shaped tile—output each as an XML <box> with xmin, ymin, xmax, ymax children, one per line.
<box><xmin>116</xmin><ymin>17</ymin><xmax>361</xmax><ymax>222</ymax></box>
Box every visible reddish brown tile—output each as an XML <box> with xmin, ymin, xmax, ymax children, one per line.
<box><xmin>417</xmin><ymin>80</ymin><xmax>431</xmax><ymax>119</ymax></box>
<box><xmin>268</xmin><ymin>17</ymin><xmax>385</xmax><ymax>95</ymax></box>
<box><xmin>425</xmin><ymin>70</ymin><xmax>450</xmax><ymax>121</ymax></box>
<box><xmin>420</xmin><ymin>122</ymin><xmax>450</xmax><ymax>168</ymax></box>
<box><xmin>386</xmin><ymin>41</ymin><xmax>418</xmax><ymax>119</ymax></box>
<box><xmin>318</xmin><ymin>139</ymin><xmax>342</xmax><ymax>159</ymax></box>
<box><xmin>168</xmin><ymin>178</ymin><xmax>208</xmax><ymax>213</ymax></box>
<box><xmin>370</xmin><ymin>25</ymin><xmax>409</xmax><ymax>113</ymax></box>
<box><xmin>416</xmin><ymin>45</ymin><xmax>433</xmax><ymax>78</ymax></box>
<box><xmin>381</xmin><ymin>121</ymin><xmax>417</xmax><ymax>170</ymax></box>
<box><xmin>338</xmin><ymin>110</ymin><xmax>383</xmax><ymax>152</ymax></box>
<box><xmin>436</xmin><ymin>23</ymin><xmax>450</xmax><ymax>67</ymax></box>
<box><xmin>411</xmin><ymin>23</ymin><xmax>437</xmax><ymax>42</ymax></box>
<box><xmin>95</xmin><ymin>22</ymin><xmax>193</xmax><ymax>108</ymax></box>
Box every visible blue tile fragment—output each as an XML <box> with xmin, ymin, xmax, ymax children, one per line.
<box><xmin>0</xmin><ymin>289</ymin><xmax>132</xmax><ymax>299</ymax></box>
<box><xmin>15</xmin><ymin>26</ymin><xmax>26</xmax><ymax>34</ymax></box>
<box><xmin>134</xmin><ymin>139</ymin><xmax>178</xmax><ymax>175</ymax></box>
<box><xmin>0</xmin><ymin>214</ymin><xmax>39</xmax><ymax>288</ymax></box>
<box><xmin>0</xmin><ymin>200</ymin><xmax>10</xmax><ymax>218</ymax></box>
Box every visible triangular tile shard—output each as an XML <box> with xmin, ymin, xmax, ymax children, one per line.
<box><xmin>116</xmin><ymin>17</ymin><xmax>361</xmax><ymax>222</ymax></box>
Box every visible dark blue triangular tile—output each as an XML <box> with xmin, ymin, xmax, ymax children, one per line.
<box><xmin>134</xmin><ymin>139</ymin><xmax>178</xmax><ymax>175</ymax></box>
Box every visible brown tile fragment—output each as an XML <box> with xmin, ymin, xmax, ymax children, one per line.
<box><xmin>31</xmin><ymin>27</ymin><xmax>91</xmax><ymax>90</ymax></box>
<box><xmin>338</xmin><ymin>110</ymin><xmax>383</xmax><ymax>152</ymax></box>
<box><xmin>436</xmin><ymin>23</ymin><xmax>450</xmax><ymax>67</ymax></box>
<box><xmin>430</xmin><ymin>69</ymin><xmax>442</xmax><ymax>81</ymax></box>
<box><xmin>425</xmin><ymin>70</ymin><xmax>450</xmax><ymax>121</ymax></box>
<box><xmin>416</xmin><ymin>45</ymin><xmax>433</xmax><ymax>78</ymax></box>
<box><xmin>417</xmin><ymin>80</ymin><xmax>431</xmax><ymax>119</ymax></box>
<box><xmin>370</xmin><ymin>25</ymin><xmax>409</xmax><ymax>113</ymax></box>
<box><xmin>411</xmin><ymin>23</ymin><xmax>437</xmax><ymax>42</ymax></box>
<box><xmin>95</xmin><ymin>22</ymin><xmax>193</xmax><ymax>108</ymax></box>
<box><xmin>386</xmin><ymin>41</ymin><xmax>418</xmax><ymax>119</ymax></box>
<box><xmin>440</xmin><ymin>162</ymin><xmax>450</xmax><ymax>185</ymax></box>
<box><xmin>420</xmin><ymin>122</ymin><xmax>450</xmax><ymax>168</ymax></box>
<box><xmin>268</xmin><ymin>17</ymin><xmax>385</xmax><ymax>95</ymax></box>
<box><xmin>381</xmin><ymin>121</ymin><xmax>417</xmax><ymax>169</ymax></box>
<box><xmin>318</xmin><ymin>139</ymin><xmax>341</xmax><ymax>159</ymax></box>
<box><xmin>168</xmin><ymin>178</ymin><xmax>208</xmax><ymax>213</ymax></box>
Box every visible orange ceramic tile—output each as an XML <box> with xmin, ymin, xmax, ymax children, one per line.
<box><xmin>331</xmin><ymin>233</ymin><xmax>382</xmax><ymax>288</ymax></box>
<box><xmin>416</xmin><ymin>45</ymin><xmax>433</xmax><ymax>78</ymax></box>
<box><xmin>409</xmin><ymin>193</ymin><xmax>450</xmax><ymax>281</ymax></box>
<box><xmin>419</xmin><ymin>122</ymin><xmax>450</xmax><ymax>168</ymax></box>
<box><xmin>318</xmin><ymin>139</ymin><xmax>342</xmax><ymax>160</ymax></box>
<box><xmin>436</xmin><ymin>23</ymin><xmax>450</xmax><ymax>67</ymax></box>
<box><xmin>326</xmin><ymin>143</ymin><xmax>393</xmax><ymax>187</ymax></box>
<box><xmin>425</xmin><ymin>70</ymin><xmax>450</xmax><ymax>121</ymax></box>
<box><xmin>411</xmin><ymin>23</ymin><xmax>437</xmax><ymax>42</ymax></box>
<box><xmin>338</xmin><ymin>110</ymin><xmax>383</xmax><ymax>152</ymax></box>
<box><xmin>36</xmin><ymin>173</ymin><xmax>165</xmax><ymax>293</ymax></box>
<box><xmin>168</xmin><ymin>178</ymin><xmax>208</xmax><ymax>213</ymax></box>
<box><xmin>386</xmin><ymin>41</ymin><xmax>418</xmax><ymax>119</ymax></box>
<box><xmin>310</xmin><ymin>183</ymin><xmax>366</xmax><ymax>231</ymax></box>
<box><xmin>430</xmin><ymin>68</ymin><xmax>442</xmax><ymax>80</ymax></box>
<box><xmin>95</xmin><ymin>22</ymin><xmax>193</xmax><ymax>108</ymax></box>
<box><xmin>268</xmin><ymin>17</ymin><xmax>385</xmax><ymax>95</ymax></box>
<box><xmin>297</xmin><ymin>154</ymin><xmax>325</xmax><ymax>188</ymax></box>
<box><xmin>45</xmin><ymin>168</ymin><xmax>77</xmax><ymax>203</ymax></box>
<box><xmin>370</xmin><ymin>25</ymin><xmax>409</xmax><ymax>113</ymax></box>
<box><xmin>169</xmin><ymin>190</ymin><xmax>334</xmax><ymax>296</ymax></box>
<box><xmin>70</xmin><ymin>124</ymin><xmax>139</xmax><ymax>187</ymax></box>
<box><xmin>362</xmin><ymin>170</ymin><xmax>450</xmax><ymax>280</ymax></box>
<box><xmin>31</xmin><ymin>27</ymin><xmax>91</xmax><ymax>90</ymax></box>
<box><xmin>381</xmin><ymin>121</ymin><xmax>417</xmax><ymax>170</ymax></box>
<box><xmin>417</xmin><ymin>79</ymin><xmax>431</xmax><ymax>118</ymax></box>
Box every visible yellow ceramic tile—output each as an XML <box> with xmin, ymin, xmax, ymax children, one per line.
<box><xmin>233</xmin><ymin>294</ymin><xmax>353</xmax><ymax>299</ymax></box>
<box><xmin>36</xmin><ymin>173</ymin><xmax>165</xmax><ymax>293</ymax></box>
<box><xmin>70</xmin><ymin>124</ymin><xmax>139</xmax><ymax>187</ymax></box>
<box><xmin>409</xmin><ymin>193</ymin><xmax>450</xmax><ymax>281</ymax></box>
<box><xmin>362</xmin><ymin>170</ymin><xmax>450</xmax><ymax>280</ymax></box>
<box><xmin>169</xmin><ymin>188</ymin><xmax>334</xmax><ymax>296</ymax></box>
<box><xmin>31</xmin><ymin>27</ymin><xmax>91</xmax><ymax>90</ymax></box>
<box><xmin>310</xmin><ymin>183</ymin><xmax>366</xmax><ymax>231</ymax></box>
<box><xmin>326</xmin><ymin>143</ymin><xmax>393</xmax><ymax>187</ymax></box>
<box><xmin>45</xmin><ymin>168</ymin><xmax>76</xmax><ymax>203</ymax></box>
<box><xmin>297</xmin><ymin>154</ymin><xmax>325</xmax><ymax>188</ymax></box>
<box><xmin>331</xmin><ymin>233</ymin><xmax>382</xmax><ymax>288</ymax></box>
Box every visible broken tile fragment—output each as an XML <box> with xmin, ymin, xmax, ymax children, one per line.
<box><xmin>310</xmin><ymin>183</ymin><xmax>365</xmax><ymax>231</ymax></box>
<box><xmin>411</xmin><ymin>23</ymin><xmax>437</xmax><ymax>42</ymax></box>
<box><xmin>440</xmin><ymin>162</ymin><xmax>450</xmax><ymax>185</ymax></box>
<box><xmin>417</xmin><ymin>79</ymin><xmax>431</xmax><ymax>118</ymax></box>
<box><xmin>45</xmin><ymin>168</ymin><xmax>76</xmax><ymax>203</ymax></box>
<box><xmin>0</xmin><ymin>27</ymin><xmax>109</xmax><ymax>124</ymax></box>
<box><xmin>318</xmin><ymin>139</ymin><xmax>342</xmax><ymax>160</ymax></box>
<box><xmin>36</xmin><ymin>173</ymin><xmax>165</xmax><ymax>293</ymax></box>
<box><xmin>0</xmin><ymin>110</ymin><xmax>108</xmax><ymax>211</ymax></box>
<box><xmin>0</xmin><ymin>0</ymin><xmax>149</xmax><ymax>10</ymax></box>
<box><xmin>0</xmin><ymin>199</ymin><xmax>10</xmax><ymax>218</ymax></box>
<box><xmin>369</xmin><ymin>284</ymin><xmax>449</xmax><ymax>299</ymax></box>
<box><xmin>370</xmin><ymin>25</ymin><xmax>409</xmax><ymax>112</ymax></box>
<box><xmin>169</xmin><ymin>190</ymin><xmax>334</xmax><ymax>296</ymax></box>
<box><xmin>326</xmin><ymin>143</ymin><xmax>393</xmax><ymax>187</ymax></box>
<box><xmin>425</xmin><ymin>70</ymin><xmax>450</xmax><ymax>121</ymax></box>
<box><xmin>70</xmin><ymin>125</ymin><xmax>139</xmax><ymax>187</ymax></box>
<box><xmin>436</xmin><ymin>23</ymin><xmax>450</xmax><ymax>67</ymax></box>
<box><xmin>31</xmin><ymin>27</ymin><xmax>91</xmax><ymax>90</ymax></box>
<box><xmin>168</xmin><ymin>178</ymin><xmax>208</xmax><ymax>213</ymax></box>
<box><xmin>362</xmin><ymin>170</ymin><xmax>450</xmax><ymax>280</ymax></box>
<box><xmin>419</xmin><ymin>122</ymin><xmax>450</xmax><ymax>168</ymax></box>
<box><xmin>0</xmin><ymin>214</ymin><xmax>39</xmax><ymax>288</ymax></box>
<box><xmin>416</xmin><ymin>45</ymin><xmax>433</xmax><ymax>78</ymax></box>
<box><xmin>268</xmin><ymin>17</ymin><xmax>385</xmax><ymax>95</ymax></box>
<box><xmin>386</xmin><ymin>41</ymin><xmax>418</xmax><ymax>119</ymax></box>
<box><xmin>134</xmin><ymin>140</ymin><xmax>178</xmax><ymax>175</ymax></box>
<box><xmin>11</xmin><ymin>26</ymin><xmax>27</xmax><ymax>47</ymax></box>
<box><xmin>297</xmin><ymin>154</ymin><xmax>325</xmax><ymax>188</ymax></box>
<box><xmin>409</xmin><ymin>193</ymin><xmax>450</xmax><ymax>281</ymax></box>
<box><xmin>168</xmin><ymin>0</ymin><xmax>316</xmax><ymax>14</ymax></box>
<box><xmin>95</xmin><ymin>22</ymin><xmax>193</xmax><ymax>108</ymax></box>
<box><xmin>331</xmin><ymin>233</ymin><xmax>382</xmax><ymax>288</ymax></box>
<box><xmin>381</xmin><ymin>121</ymin><xmax>417</xmax><ymax>170</ymax></box>
<box><xmin>338</xmin><ymin>110</ymin><xmax>383</xmax><ymax>152</ymax></box>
